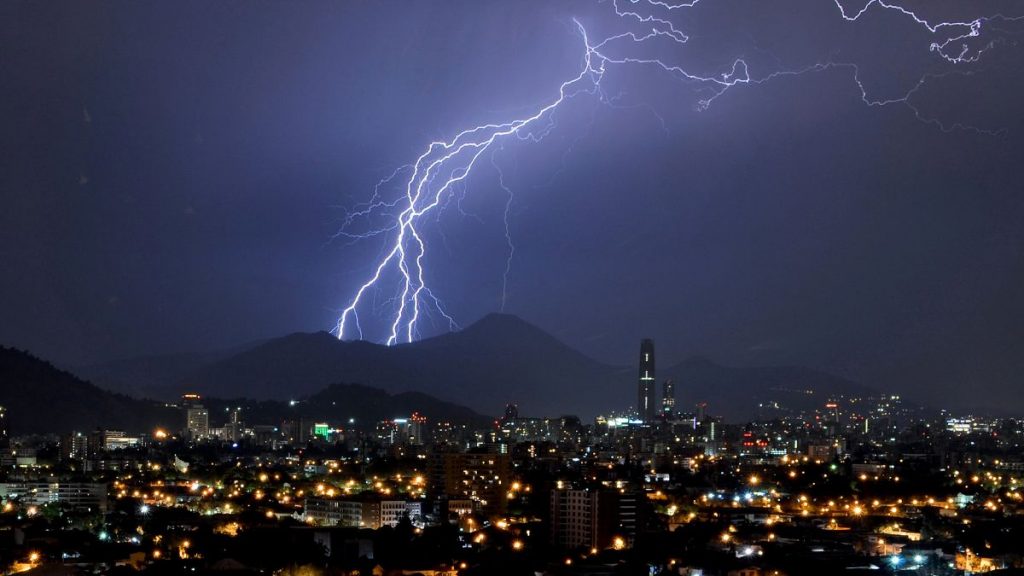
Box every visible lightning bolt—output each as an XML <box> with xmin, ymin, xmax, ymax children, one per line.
<box><xmin>335</xmin><ymin>0</ymin><xmax>1021</xmax><ymax>343</ymax></box>
<box><xmin>833</xmin><ymin>0</ymin><xmax>1023</xmax><ymax>64</ymax></box>
<box><xmin>490</xmin><ymin>149</ymin><xmax>516</xmax><ymax>312</ymax></box>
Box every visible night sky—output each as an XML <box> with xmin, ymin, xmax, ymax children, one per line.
<box><xmin>2</xmin><ymin>1</ymin><xmax>1023</xmax><ymax>411</ymax></box>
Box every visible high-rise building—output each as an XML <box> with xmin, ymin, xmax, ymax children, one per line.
<box><xmin>550</xmin><ymin>487</ymin><xmax>645</xmax><ymax>550</ymax></box>
<box><xmin>61</xmin><ymin>432</ymin><xmax>88</xmax><ymax>462</ymax></box>
<box><xmin>182</xmin><ymin>394</ymin><xmax>209</xmax><ymax>441</ymax></box>
<box><xmin>429</xmin><ymin>451</ymin><xmax>512</xmax><ymax>516</ymax></box>
<box><xmin>550</xmin><ymin>489</ymin><xmax>602</xmax><ymax>549</ymax></box>
<box><xmin>661</xmin><ymin>379</ymin><xmax>675</xmax><ymax>417</ymax></box>
<box><xmin>0</xmin><ymin>406</ymin><xmax>7</xmax><ymax>447</ymax></box>
<box><xmin>225</xmin><ymin>407</ymin><xmax>243</xmax><ymax>442</ymax></box>
<box><xmin>376</xmin><ymin>420</ymin><xmax>398</xmax><ymax>445</ymax></box>
<box><xmin>280</xmin><ymin>418</ymin><xmax>309</xmax><ymax>445</ymax></box>
<box><xmin>638</xmin><ymin>339</ymin><xmax>657</xmax><ymax>422</ymax></box>
<box><xmin>408</xmin><ymin>412</ymin><xmax>427</xmax><ymax>446</ymax></box>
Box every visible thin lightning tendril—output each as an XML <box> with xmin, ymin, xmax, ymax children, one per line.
<box><xmin>490</xmin><ymin>149</ymin><xmax>516</xmax><ymax>312</ymax></box>
<box><xmin>335</xmin><ymin>0</ymin><xmax>1021</xmax><ymax>343</ymax></box>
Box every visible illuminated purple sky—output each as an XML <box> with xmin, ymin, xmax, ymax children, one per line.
<box><xmin>2</xmin><ymin>0</ymin><xmax>1023</xmax><ymax>411</ymax></box>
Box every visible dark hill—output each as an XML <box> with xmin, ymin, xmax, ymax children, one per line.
<box><xmin>194</xmin><ymin>383</ymin><xmax>491</xmax><ymax>430</ymax></box>
<box><xmin>0</xmin><ymin>346</ymin><xmax>488</xmax><ymax>435</ymax></box>
<box><xmin>83</xmin><ymin>314</ymin><xmax>879</xmax><ymax>420</ymax></box>
<box><xmin>301</xmin><ymin>383</ymin><xmax>490</xmax><ymax>427</ymax></box>
<box><xmin>0</xmin><ymin>346</ymin><xmax>178</xmax><ymax>434</ymax></box>
<box><xmin>663</xmin><ymin>356</ymin><xmax>877</xmax><ymax>420</ymax></box>
<box><xmin>176</xmin><ymin>314</ymin><xmax>629</xmax><ymax>417</ymax></box>
<box><xmin>76</xmin><ymin>340</ymin><xmax>263</xmax><ymax>397</ymax></box>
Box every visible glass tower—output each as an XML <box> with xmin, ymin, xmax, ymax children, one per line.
<box><xmin>638</xmin><ymin>339</ymin><xmax>656</xmax><ymax>421</ymax></box>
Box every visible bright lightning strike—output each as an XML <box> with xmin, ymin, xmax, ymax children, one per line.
<box><xmin>335</xmin><ymin>0</ymin><xmax>1021</xmax><ymax>344</ymax></box>
<box><xmin>834</xmin><ymin>0</ymin><xmax>1022</xmax><ymax>64</ymax></box>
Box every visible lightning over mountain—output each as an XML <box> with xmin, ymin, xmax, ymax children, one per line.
<box><xmin>334</xmin><ymin>0</ymin><xmax>1022</xmax><ymax>344</ymax></box>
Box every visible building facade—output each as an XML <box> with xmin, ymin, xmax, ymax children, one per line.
<box><xmin>662</xmin><ymin>379</ymin><xmax>676</xmax><ymax>417</ymax></box>
<box><xmin>550</xmin><ymin>487</ymin><xmax>643</xmax><ymax>550</ymax></box>
<box><xmin>0</xmin><ymin>481</ymin><xmax>108</xmax><ymax>513</ymax></box>
<box><xmin>305</xmin><ymin>497</ymin><xmax>422</xmax><ymax>528</ymax></box>
<box><xmin>182</xmin><ymin>394</ymin><xmax>209</xmax><ymax>441</ymax></box>
<box><xmin>429</xmin><ymin>451</ymin><xmax>511</xmax><ymax>516</ymax></box>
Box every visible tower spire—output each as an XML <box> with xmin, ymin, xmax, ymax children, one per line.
<box><xmin>638</xmin><ymin>339</ymin><xmax>656</xmax><ymax>422</ymax></box>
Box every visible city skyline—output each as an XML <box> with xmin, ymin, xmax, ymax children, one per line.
<box><xmin>1</xmin><ymin>338</ymin><xmax>1023</xmax><ymax>575</ymax></box>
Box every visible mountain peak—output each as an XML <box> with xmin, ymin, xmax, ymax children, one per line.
<box><xmin>464</xmin><ymin>313</ymin><xmax>544</xmax><ymax>334</ymax></box>
<box><xmin>409</xmin><ymin>312</ymin><xmax>561</xmax><ymax>352</ymax></box>
<box><xmin>111</xmin><ymin>312</ymin><xmax>620</xmax><ymax>415</ymax></box>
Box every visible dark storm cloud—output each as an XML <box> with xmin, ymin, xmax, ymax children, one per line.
<box><xmin>1</xmin><ymin>1</ymin><xmax>1022</xmax><ymax>412</ymax></box>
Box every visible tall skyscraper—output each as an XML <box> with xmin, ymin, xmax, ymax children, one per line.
<box><xmin>638</xmin><ymin>339</ymin><xmax>656</xmax><ymax>422</ymax></box>
<box><xmin>661</xmin><ymin>379</ymin><xmax>675</xmax><ymax>417</ymax></box>
<box><xmin>182</xmin><ymin>394</ymin><xmax>209</xmax><ymax>441</ymax></box>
